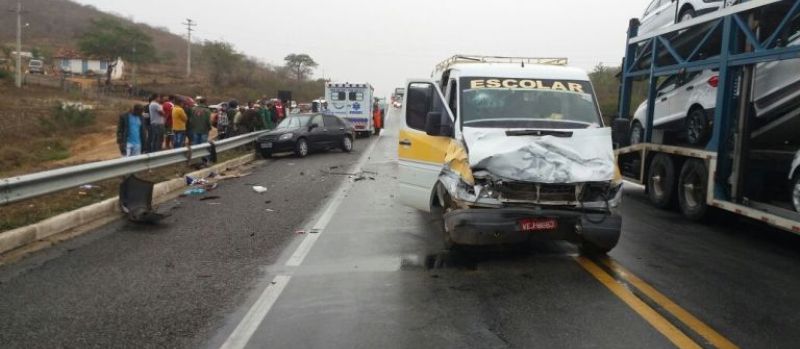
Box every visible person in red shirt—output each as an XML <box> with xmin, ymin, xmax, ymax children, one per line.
<box><xmin>162</xmin><ymin>95</ymin><xmax>175</xmax><ymax>149</ymax></box>
<box><xmin>372</xmin><ymin>99</ymin><xmax>383</xmax><ymax>135</ymax></box>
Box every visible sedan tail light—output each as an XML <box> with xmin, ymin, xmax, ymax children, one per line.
<box><xmin>708</xmin><ymin>75</ymin><xmax>719</xmax><ymax>88</ymax></box>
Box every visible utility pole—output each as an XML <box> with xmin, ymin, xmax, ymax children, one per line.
<box><xmin>14</xmin><ymin>1</ymin><xmax>22</xmax><ymax>88</ymax></box>
<box><xmin>182</xmin><ymin>19</ymin><xmax>196</xmax><ymax>78</ymax></box>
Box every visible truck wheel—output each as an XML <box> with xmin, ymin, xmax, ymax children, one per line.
<box><xmin>678</xmin><ymin>159</ymin><xmax>709</xmax><ymax>220</ymax></box>
<box><xmin>648</xmin><ymin>154</ymin><xmax>677</xmax><ymax>208</ymax></box>
<box><xmin>686</xmin><ymin>108</ymin><xmax>709</xmax><ymax>146</ymax></box>
<box><xmin>294</xmin><ymin>138</ymin><xmax>309</xmax><ymax>158</ymax></box>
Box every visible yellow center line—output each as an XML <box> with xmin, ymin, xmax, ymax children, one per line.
<box><xmin>574</xmin><ymin>256</ymin><xmax>702</xmax><ymax>349</ymax></box>
<box><xmin>598</xmin><ymin>257</ymin><xmax>739</xmax><ymax>349</ymax></box>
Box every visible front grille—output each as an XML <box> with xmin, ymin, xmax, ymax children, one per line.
<box><xmin>496</xmin><ymin>182</ymin><xmax>578</xmax><ymax>203</ymax></box>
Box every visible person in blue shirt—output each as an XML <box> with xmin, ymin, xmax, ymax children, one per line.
<box><xmin>116</xmin><ymin>104</ymin><xmax>147</xmax><ymax>157</ymax></box>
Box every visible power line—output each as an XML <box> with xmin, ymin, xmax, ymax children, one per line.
<box><xmin>182</xmin><ymin>18</ymin><xmax>197</xmax><ymax>78</ymax></box>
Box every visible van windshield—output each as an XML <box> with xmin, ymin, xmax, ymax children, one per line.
<box><xmin>460</xmin><ymin>77</ymin><xmax>602</xmax><ymax>129</ymax></box>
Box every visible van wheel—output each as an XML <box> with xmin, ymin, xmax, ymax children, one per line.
<box><xmin>630</xmin><ymin>121</ymin><xmax>644</xmax><ymax>145</ymax></box>
<box><xmin>648</xmin><ymin>154</ymin><xmax>677</xmax><ymax>208</ymax></box>
<box><xmin>686</xmin><ymin>108</ymin><xmax>709</xmax><ymax>146</ymax></box>
<box><xmin>678</xmin><ymin>159</ymin><xmax>708</xmax><ymax>220</ymax></box>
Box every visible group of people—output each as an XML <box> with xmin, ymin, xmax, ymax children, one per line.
<box><xmin>116</xmin><ymin>94</ymin><xmax>287</xmax><ymax>157</ymax></box>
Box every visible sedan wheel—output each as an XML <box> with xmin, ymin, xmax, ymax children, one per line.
<box><xmin>686</xmin><ymin>109</ymin><xmax>709</xmax><ymax>146</ymax></box>
<box><xmin>341</xmin><ymin>136</ymin><xmax>353</xmax><ymax>153</ymax></box>
<box><xmin>679</xmin><ymin>8</ymin><xmax>695</xmax><ymax>22</ymax></box>
<box><xmin>295</xmin><ymin>138</ymin><xmax>309</xmax><ymax>158</ymax></box>
<box><xmin>792</xmin><ymin>175</ymin><xmax>800</xmax><ymax>213</ymax></box>
<box><xmin>630</xmin><ymin>121</ymin><xmax>644</xmax><ymax>145</ymax></box>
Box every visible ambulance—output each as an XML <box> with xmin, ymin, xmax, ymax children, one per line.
<box><xmin>325</xmin><ymin>82</ymin><xmax>375</xmax><ymax>137</ymax></box>
<box><xmin>397</xmin><ymin>55</ymin><xmax>623</xmax><ymax>253</ymax></box>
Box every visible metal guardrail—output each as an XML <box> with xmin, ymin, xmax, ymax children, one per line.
<box><xmin>0</xmin><ymin>130</ymin><xmax>268</xmax><ymax>205</ymax></box>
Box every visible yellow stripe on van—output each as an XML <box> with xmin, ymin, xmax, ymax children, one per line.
<box><xmin>398</xmin><ymin>129</ymin><xmax>451</xmax><ymax>165</ymax></box>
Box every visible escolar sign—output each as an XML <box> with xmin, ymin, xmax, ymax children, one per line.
<box><xmin>468</xmin><ymin>78</ymin><xmax>585</xmax><ymax>93</ymax></box>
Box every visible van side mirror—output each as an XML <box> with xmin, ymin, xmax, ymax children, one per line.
<box><xmin>425</xmin><ymin>111</ymin><xmax>454</xmax><ymax>137</ymax></box>
<box><xmin>611</xmin><ymin>118</ymin><xmax>630</xmax><ymax>148</ymax></box>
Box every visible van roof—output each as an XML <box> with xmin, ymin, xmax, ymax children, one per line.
<box><xmin>447</xmin><ymin>63</ymin><xmax>590</xmax><ymax>81</ymax></box>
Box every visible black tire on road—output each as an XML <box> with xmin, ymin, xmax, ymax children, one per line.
<box><xmin>678</xmin><ymin>159</ymin><xmax>709</xmax><ymax>220</ymax></box>
<box><xmin>341</xmin><ymin>136</ymin><xmax>353</xmax><ymax>153</ymax></box>
<box><xmin>294</xmin><ymin>138</ymin><xmax>309</xmax><ymax>158</ymax></box>
<box><xmin>648</xmin><ymin>153</ymin><xmax>677</xmax><ymax>209</ymax></box>
<box><xmin>630</xmin><ymin>121</ymin><xmax>644</xmax><ymax>145</ymax></box>
<box><xmin>686</xmin><ymin>108</ymin><xmax>710</xmax><ymax>146</ymax></box>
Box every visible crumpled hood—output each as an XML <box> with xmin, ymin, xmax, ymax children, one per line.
<box><xmin>462</xmin><ymin>126</ymin><xmax>615</xmax><ymax>184</ymax></box>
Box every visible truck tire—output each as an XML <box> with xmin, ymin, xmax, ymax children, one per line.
<box><xmin>648</xmin><ymin>154</ymin><xmax>677</xmax><ymax>208</ymax></box>
<box><xmin>678</xmin><ymin>159</ymin><xmax>709</xmax><ymax>220</ymax></box>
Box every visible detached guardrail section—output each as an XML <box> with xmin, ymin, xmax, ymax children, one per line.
<box><xmin>0</xmin><ymin>130</ymin><xmax>267</xmax><ymax>205</ymax></box>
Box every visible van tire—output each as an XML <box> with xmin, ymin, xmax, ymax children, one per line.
<box><xmin>678</xmin><ymin>159</ymin><xmax>709</xmax><ymax>220</ymax></box>
<box><xmin>648</xmin><ymin>154</ymin><xmax>677</xmax><ymax>209</ymax></box>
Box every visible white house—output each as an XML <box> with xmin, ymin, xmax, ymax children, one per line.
<box><xmin>53</xmin><ymin>48</ymin><xmax>125</xmax><ymax>80</ymax></box>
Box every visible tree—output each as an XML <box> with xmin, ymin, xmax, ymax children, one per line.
<box><xmin>77</xmin><ymin>18</ymin><xmax>156</xmax><ymax>85</ymax></box>
<box><xmin>284</xmin><ymin>53</ymin><xmax>318</xmax><ymax>81</ymax></box>
<box><xmin>199</xmin><ymin>41</ymin><xmax>243</xmax><ymax>85</ymax></box>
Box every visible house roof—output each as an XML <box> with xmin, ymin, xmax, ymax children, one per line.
<box><xmin>53</xmin><ymin>48</ymin><xmax>103</xmax><ymax>60</ymax></box>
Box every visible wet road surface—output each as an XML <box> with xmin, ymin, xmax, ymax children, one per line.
<box><xmin>2</xmin><ymin>109</ymin><xmax>800</xmax><ymax>348</ymax></box>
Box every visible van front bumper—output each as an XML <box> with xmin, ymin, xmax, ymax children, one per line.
<box><xmin>443</xmin><ymin>207</ymin><xmax>621</xmax><ymax>246</ymax></box>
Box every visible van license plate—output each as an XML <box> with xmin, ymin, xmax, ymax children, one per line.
<box><xmin>260</xmin><ymin>142</ymin><xmax>272</xmax><ymax>149</ymax></box>
<box><xmin>518</xmin><ymin>218</ymin><xmax>558</xmax><ymax>232</ymax></box>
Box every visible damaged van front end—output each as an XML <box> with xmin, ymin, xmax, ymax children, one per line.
<box><xmin>435</xmin><ymin>127</ymin><xmax>623</xmax><ymax>252</ymax></box>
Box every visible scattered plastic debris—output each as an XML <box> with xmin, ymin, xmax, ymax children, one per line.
<box><xmin>252</xmin><ymin>186</ymin><xmax>268</xmax><ymax>193</ymax></box>
<box><xmin>182</xmin><ymin>188</ymin><xmax>207</xmax><ymax>196</ymax></box>
<box><xmin>265</xmin><ymin>209</ymin><xmax>276</xmax><ymax>212</ymax></box>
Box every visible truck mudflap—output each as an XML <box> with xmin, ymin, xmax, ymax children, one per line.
<box><xmin>443</xmin><ymin>207</ymin><xmax>621</xmax><ymax>247</ymax></box>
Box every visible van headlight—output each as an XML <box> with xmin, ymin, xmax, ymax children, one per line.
<box><xmin>279</xmin><ymin>133</ymin><xmax>293</xmax><ymax>141</ymax></box>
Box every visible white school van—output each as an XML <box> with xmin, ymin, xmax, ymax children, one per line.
<box><xmin>325</xmin><ymin>82</ymin><xmax>375</xmax><ymax>137</ymax></box>
<box><xmin>397</xmin><ymin>55</ymin><xmax>623</xmax><ymax>253</ymax></box>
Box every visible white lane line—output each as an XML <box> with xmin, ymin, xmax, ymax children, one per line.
<box><xmin>285</xmin><ymin>134</ymin><xmax>381</xmax><ymax>267</ymax></box>
<box><xmin>218</xmin><ymin>135</ymin><xmax>383</xmax><ymax>349</ymax></box>
<box><xmin>219</xmin><ymin>275</ymin><xmax>291</xmax><ymax>349</ymax></box>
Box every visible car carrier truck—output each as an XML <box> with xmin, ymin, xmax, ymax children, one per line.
<box><xmin>613</xmin><ymin>0</ymin><xmax>800</xmax><ymax>234</ymax></box>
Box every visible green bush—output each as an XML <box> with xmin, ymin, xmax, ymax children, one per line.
<box><xmin>39</xmin><ymin>103</ymin><xmax>96</xmax><ymax>132</ymax></box>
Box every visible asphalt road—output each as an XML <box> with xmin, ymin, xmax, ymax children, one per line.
<box><xmin>2</xmin><ymin>109</ymin><xmax>800</xmax><ymax>349</ymax></box>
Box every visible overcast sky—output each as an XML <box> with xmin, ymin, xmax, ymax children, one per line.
<box><xmin>73</xmin><ymin>0</ymin><xmax>647</xmax><ymax>97</ymax></box>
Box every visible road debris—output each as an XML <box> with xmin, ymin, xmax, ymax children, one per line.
<box><xmin>265</xmin><ymin>209</ymin><xmax>276</xmax><ymax>212</ymax></box>
<box><xmin>199</xmin><ymin>196</ymin><xmax>221</xmax><ymax>201</ymax></box>
<box><xmin>182</xmin><ymin>188</ymin><xmax>206</xmax><ymax>196</ymax></box>
<box><xmin>252</xmin><ymin>186</ymin><xmax>268</xmax><ymax>193</ymax></box>
<box><xmin>295</xmin><ymin>230</ymin><xmax>305</xmax><ymax>234</ymax></box>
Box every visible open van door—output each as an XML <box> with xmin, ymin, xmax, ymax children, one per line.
<box><xmin>397</xmin><ymin>79</ymin><xmax>456</xmax><ymax>212</ymax></box>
